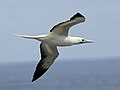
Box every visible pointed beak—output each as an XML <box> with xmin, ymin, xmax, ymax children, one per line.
<box><xmin>80</xmin><ymin>39</ymin><xmax>94</xmax><ymax>44</ymax></box>
<box><xmin>85</xmin><ymin>39</ymin><xmax>94</xmax><ymax>43</ymax></box>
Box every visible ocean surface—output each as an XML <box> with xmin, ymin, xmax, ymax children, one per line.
<box><xmin>0</xmin><ymin>58</ymin><xmax>120</xmax><ymax>90</ymax></box>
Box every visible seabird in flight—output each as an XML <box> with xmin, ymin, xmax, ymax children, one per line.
<box><xmin>17</xmin><ymin>12</ymin><xmax>93</xmax><ymax>82</ymax></box>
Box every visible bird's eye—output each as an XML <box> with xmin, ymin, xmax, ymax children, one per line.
<box><xmin>82</xmin><ymin>39</ymin><xmax>85</xmax><ymax>41</ymax></box>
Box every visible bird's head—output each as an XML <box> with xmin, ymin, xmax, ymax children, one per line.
<box><xmin>71</xmin><ymin>37</ymin><xmax>93</xmax><ymax>45</ymax></box>
<box><xmin>79</xmin><ymin>38</ymin><xmax>93</xmax><ymax>44</ymax></box>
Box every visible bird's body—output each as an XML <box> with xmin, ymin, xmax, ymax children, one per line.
<box><xmin>41</xmin><ymin>35</ymin><xmax>72</xmax><ymax>46</ymax></box>
<box><xmin>20</xmin><ymin>34</ymin><xmax>84</xmax><ymax>46</ymax></box>
<box><xmin>18</xmin><ymin>12</ymin><xmax>93</xmax><ymax>82</ymax></box>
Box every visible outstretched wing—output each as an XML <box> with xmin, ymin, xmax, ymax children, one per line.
<box><xmin>49</xmin><ymin>12</ymin><xmax>85</xmax><ymax>36</ymax></box>
<box><xmin>32</xmin><ymin>43</ymin><xmax>59</xmax><ymax>82</ymax></box>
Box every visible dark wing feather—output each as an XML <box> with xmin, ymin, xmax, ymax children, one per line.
<box><xmin>32</xmin><ymin>43</ymin><xmax>59</xmax><ymax>82</ymax></box>
<box><xmin>32</xmin><ymin>60</ymin><xmax>48</xmax><ymax>82</ymax></box>
<box><xmin>49</xmin><ymin>12</ymin><xmax>85</xmax><ymax>36</ymax></box>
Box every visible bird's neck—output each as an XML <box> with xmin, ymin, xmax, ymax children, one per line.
<box><xmin>69</xmin><ymin>37</ymin><xmax>81</xmax><ymax>45</ymax></box>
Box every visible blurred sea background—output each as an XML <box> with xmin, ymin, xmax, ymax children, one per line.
<box><xmin>0</xmin><ymin>0</ymin><xmax>120</xmax><ymax>90</ymax></box>
<box><xmin>0</xmin><ymin>58</ymin><xmax>120</xmax><ymax>90</ymax></box>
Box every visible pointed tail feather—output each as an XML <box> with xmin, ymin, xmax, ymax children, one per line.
<box><xmin>16</xmin><ymin>34</ymin><xmax>39</xmax><ymax>39</ymax></box>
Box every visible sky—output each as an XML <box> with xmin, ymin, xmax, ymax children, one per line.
<box><xmin>0</xmin><ymin>0</ymin><xmax>120</xmax><ymax>63</ymax></box>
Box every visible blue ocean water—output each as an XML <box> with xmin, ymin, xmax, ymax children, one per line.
<box><xmin>0</xmin><ymin>59</ymin><xmax>120</xmax><ymax>90</ymax></box>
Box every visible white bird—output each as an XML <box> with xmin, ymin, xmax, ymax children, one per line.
<box><xmin>17</xmin><ymin>12</ymin><xmax>93</xmax><ymax>82</ymax></box>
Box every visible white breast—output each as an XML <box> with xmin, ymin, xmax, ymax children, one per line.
<box><xmin>43</xmin><ymin>36</ymin><xmax>73</xmax><ymax>46</ymax></box>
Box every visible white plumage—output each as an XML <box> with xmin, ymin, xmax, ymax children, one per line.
<box><xmin>17</xmin><ymin>12</ymin><xmax>93</xmax><ymax>82</ymax></box>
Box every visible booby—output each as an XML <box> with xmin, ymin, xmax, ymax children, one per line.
<box><xmin>17</xmin><ymin>12</ymin><xmax>93</xmax><ymax>82</ymax></box>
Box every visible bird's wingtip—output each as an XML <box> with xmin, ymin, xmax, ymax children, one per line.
<box><xmin>32</xmin><ymin>76</ymin><xmax>41</xmax><ymax>82</ymax></box>
<box><xmin>32</xmin><ymin>78</ymin><xmax>35</xmax><ymax>82</ymax></box>
<box><xmin>70</xmin><ymin>12</ymin><xmax>85</xmax><ymax>20</ymax></box>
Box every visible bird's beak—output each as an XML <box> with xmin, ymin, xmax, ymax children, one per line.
<box><xmin>84</xmin><ymin>39</ymin><xmax>94</xmax><ymax>43</ymax></box>
<box><xmin>80</xmin><ymin>39</ymin><xmax>94</xmax><ymax>44</ymax></box>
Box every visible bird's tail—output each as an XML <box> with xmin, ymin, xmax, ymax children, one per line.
<box><xmin>16</xmin><ymin>34</ymin><xmax>40</xmax><ymax>39</ymax></box>
<box><xmin>15</xmin><ymin>34</ymin><xmax>47</xmax><ymax>41</ymax></box>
